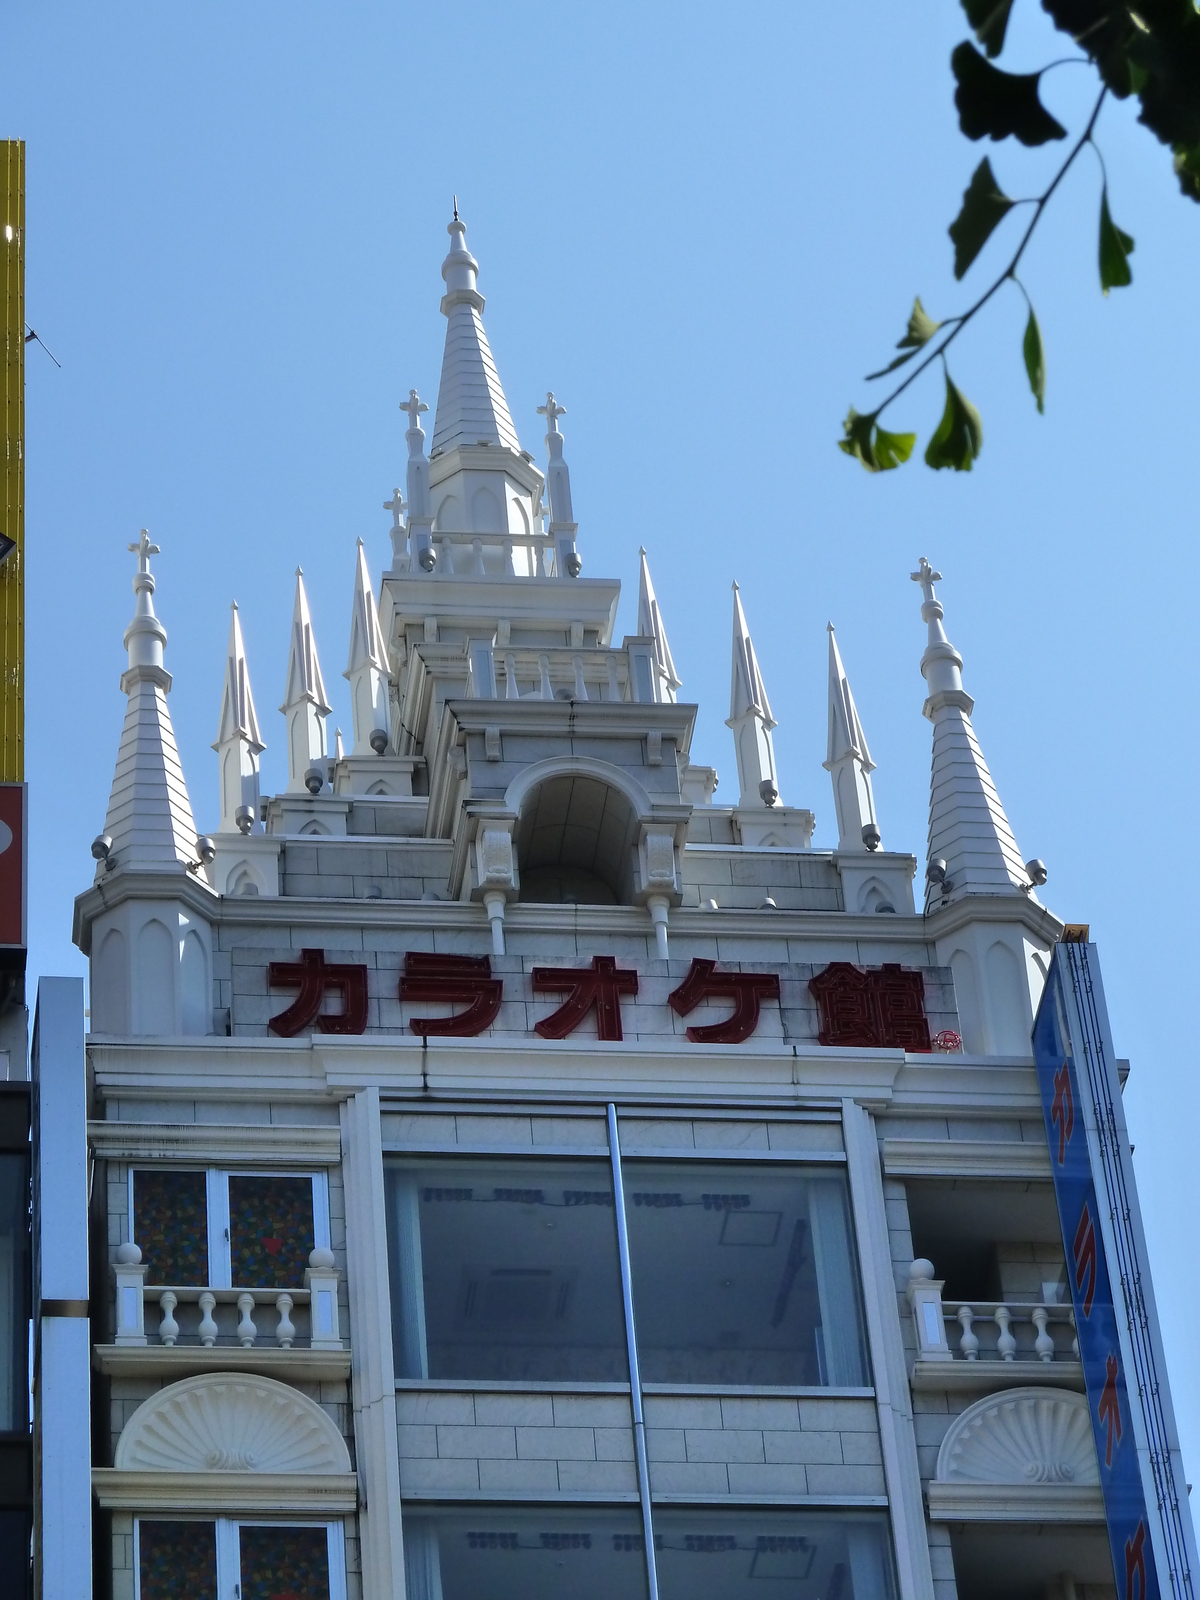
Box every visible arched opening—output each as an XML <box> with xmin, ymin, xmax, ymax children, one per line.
<box><xmin>515</xmin><ymin>774</ymin><xmax>638</xmax><ymax>905</ymax></box>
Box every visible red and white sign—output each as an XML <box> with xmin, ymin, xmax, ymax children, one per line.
<box><xmin>0</xmin><ymin>784</ymin><xmax>25</xmax><ymax>948</ymax></box>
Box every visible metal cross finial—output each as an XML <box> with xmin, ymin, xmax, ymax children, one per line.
<box><xmin>452</xmin><ymin>195</ymin><xmax>459</xmax><ymax>222</ymax></box>
<box><xmin>910</xmin><ymin>556</ymin><xmax>942</xmax><ymax>605</ymax></box>
<box><xmin>383</xmin><ymin>488</ymin><xmax>406</xmax><ymax>529</ymax></box>
<box><xmin>400</xmin><ymin>388</ymin><xmax>428</xmax><ymax>428</ymax></box>
<box><xmin>537</xmin><ymin>392</ymin><xmax>566</xmax><ymax>434</ymax></box>
<box><xmin>127</xmin><ymin>529</ymin><xmax>160</xmax><ymax>575</ymax></box>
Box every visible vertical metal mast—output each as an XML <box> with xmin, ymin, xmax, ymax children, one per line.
<box><xmin>1</xmin><ymin>140</ymin><xmax>24</xmax><ymax>783</ymax></box>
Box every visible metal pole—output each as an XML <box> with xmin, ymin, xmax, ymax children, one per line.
<box><xmin>607</xmin><ymin>1102</ymin><xmax>659</xmax><ymax>1600</ymax></box>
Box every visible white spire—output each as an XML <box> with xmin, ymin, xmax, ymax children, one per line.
<box><xmin>913</xmin><ymin>557</ymin><xmax>1028</xmax><ymax>900</ymax></box>
<box><xmin>727</xmin><ymin>582</ymin><xmax>781</xmax><ymax>807</ymax></box>
<box><xmin>100</xmin><ymin>531</ymin><xmax>199</xmax><ymax>871</ymax></box>
<box><xmin>538</xmin><ymin>391</ymin><xmax>580</xmax><ymax>577</ymax></box>
<box><xmin>824</xmin><ymin>624</ymin><xmax>879</xmax><ymax>850</ymax></box>
<box><xmin>398</xmin><ymin>388</ymin><xmax>435</xmax><ymax>573</ymax></box>
<box><xmin>431</xmin><ymin>212</ymin><xmax>520</xmax><ymax>456</ymax></box>
<box><xmin>281</xmin><ymin>568</ymin><xmax>332</xmax><ymax>792</ymax></box>
<box><xmin>637</xmin><ymin>549</ymin><xmax>681</xmax><ymax>703</ymax></box>
<box><xmin>212</xmin><ymin>602</ymin><xmax>264</xmax><ymax>833</ymax></box>
<box><xmin>344</xmin><ymin>539</ymin><xmax>392</xmax><ymax>757</ymax></box>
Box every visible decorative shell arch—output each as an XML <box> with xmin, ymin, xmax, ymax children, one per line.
<box><xmin>935</xmin><ymin>1386</ymin><xmax>1099</xmax><ymax>1487</ymax></box>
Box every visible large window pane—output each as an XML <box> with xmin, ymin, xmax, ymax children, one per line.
<box><xmin>133</xmin><ymin>1170</ymin><xmax>208</xmax><ymax>1287</ymax></box>
<box><xmin>625</xmin><ymin>1163</ymin><xmax>867</xmax><ymax>1386</ymax></box>
<box><xmin>655</xmin><ymin>1511</ymin><xmax>895</xmax><ymax>1600</ymax></box>
<box><xmin>228</xmin><ymin>1175</ymin><xmax>315</xmax><ymax>1288</ymax></box>
<box><xmin>403</xmin><ymin>1508</ymin><xmax>649</xmax><ymax>1600</ymax></box>
<box><xmin>138</xmin><ymin>1520</ymin><xmax>217</xmax><ymax>1600</ymax></box>
<box><xmin>0</xmin><ymin>1153</ymin><xmax>28</xmax><ymax>1431</ymax></box>
<box><xmin>239</xmin><ymin>1524</ymin><xmax>330</xmax><ymax>1600</ymax></box>
<box><xmin>386</xmin><ymin>1161</ymin><xmax>628</xmax><ymax>1382</ymax></box>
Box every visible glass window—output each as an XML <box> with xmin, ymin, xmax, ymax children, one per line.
<box><xmin>133</xmin><ymin>1170</ymin><xmax>209</xmax><ymax>1287</ymax></box>
<box><xmin>0</xmin><ymin>1152</ymin><xmax>29</xmax><ymax>1432</ymax></box>
<box><xmin>229</xmin><ymin>1176</ymin><xmax>315</xmax><ymax>1289</ymax></box>
<box><xmin>403</xmin><ymin>1508</ymin><xmax>649</xmax><ymax>1600</ymax></box>
<box><xmin>654</xmin><ymin>1511</ymin><xmax>895</xmax><ymax>1600</ymax></box>
<box><xmin>386</xmin><ymin>1160</ymin><xmax>628</xmax><ymax>1382</ymax></box>
<box><xmin>624</xmin><ymin>1163</ymin><xmax>868</xmax><ymax>1386</ymax></box>
<box><xmin>136</xmin><ymin>1519</ymin><xmax>342</xmax><ymax>1600</ymax></box>
<box><xmin>137</xmin><ymin>1520</ymin><xmax>217</xmax><ymax>1600</ymax></box>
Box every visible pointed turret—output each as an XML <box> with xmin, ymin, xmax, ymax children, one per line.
<box><xmin>726</xmin><ymin>583</ymin><xmax>780</xmax><ymax>807</ymax></box>
<box><xmin>432</xmin><ymin>212</ymin><xmax>520</xmax><ymax>456</ymax></box>
<box><xmin>99</xmin><ymin>532</ymin><xmax>199</xmax><ymax>872</ymax></box>
<box><xmin>281</xmin><ymin>569</ymin><xmax>332</xmax><ymax>792</ymax></box>
<box><xmin>913</xmin><ymin>557</ymin><xmax>1028</xmax><ymax>900</ymax></box>
<box><xmin>538</xmin><ymin>392</ymin><xmax>580</xmax><ymax>578</ymax></box>
<box><xmin>399</xmin><ymin>388</ymin><xmax>435</xmax><ymax>573</ymax></box>
<box><xmin>212</xmin><ymin>603</ymin><xmax>264</xmax><ymax>833</ymax></box>
<box><xmin>637</xmin><ymin>550</ymin><xmax>681</xmax><ymax>704</ymax></box>
<box><xmin>344</xmin><ymin>540</ymin><xmax>392</xmax><ymax>757</ymax></box>
<box><xmin>824</xmin><ymin>625</ymin><xmax>880</xmax><ymax>850</ymax></box>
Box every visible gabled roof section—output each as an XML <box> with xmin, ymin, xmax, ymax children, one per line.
<box><xmin>281</xmin><ymin>569</ymin><xmax>332</xmax><ymax>716</ymax></box>
<box><xmin>102</xmin><ymin>532</ymin><xmax>198</xmax><ymax>872</ymax></box>
<box><xmin>431</xmin><ymin>214</ymin><xmax>521</xmax><ymax>456</ymax></box>
<box><xmin>214</xmin><ymin>602</ymin><xmax>264</xmax><ymax>752</ymax></box>
<box><xmin>728</xmin><ymin>582</ymin><xmax>774</xmax><ymax>727</ymax></box>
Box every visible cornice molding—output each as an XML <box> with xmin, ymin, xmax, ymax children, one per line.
<box><xmin>93</xmin><ymin>1345</ymin><xmax>351</xmax><ymax>1383</ymax></box>
<box><xmin>881</xmin><ymin>1138</ymin><xmax>1050</xmax><ymax>1179</ymax></box>
<box><xmin>926</xmin><ymin>1481</ymin><xmax>1104</xmax><ymax>1522</ymax></box>
<box><xmin>87</xmin><ymin>1121</ymin><xmax>341</xmax><ymax>1165</ymax></box>
<box><xmin>92</xmin><ymin>1468</ymin><xmax>357</xmax><ymax>1513</ymax></box>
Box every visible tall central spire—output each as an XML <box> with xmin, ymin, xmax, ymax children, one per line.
<box><xmin>431</xmin><ymin>213</ymin><xmax>520</xmax><ymax>456</ymax></box>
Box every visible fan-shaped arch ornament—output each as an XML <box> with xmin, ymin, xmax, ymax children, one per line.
<box><xmin>114</xmin><ymin>1372</ymin><xmax>350</xmax><ymax>1475</ymax></box>
<box><xmin>936</xmin><ymin>1387</ymin><xmax>1098</xmax><ymax>1487</ymax></box>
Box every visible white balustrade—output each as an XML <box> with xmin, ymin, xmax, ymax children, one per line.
<box><xmin>907</xmin><ymin>1259</ymin><xmax>1076</xmax><ymax>1365</ymax></box>
<box><xmin>114</xmin><ymin>1247</ymin><xmax>343</xmax><ymax>1354</ymax></box>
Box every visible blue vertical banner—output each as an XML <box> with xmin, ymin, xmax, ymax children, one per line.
<box><xmin>1034</xmin><ymin>942</ymin><xmax>1195</xmax><ymax>1600</ymax></box>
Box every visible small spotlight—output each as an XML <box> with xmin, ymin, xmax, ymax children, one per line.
<box><xmin>196</xmin><ymin>835</ymin><xmax>217</xmax><ymax>865</ymax></box>
<box><xmin>566</xmin><ymin>551</ymin><xmax>582</xmax><ymax>577</ymax></box>
<box><xmin>304</xmin><ymin>765</ymin><xmax>325</xmax><ymax>796</ymax></box>
<box><xmin>91</xmin><ymin>833</ymin><xmax>114</xmax><ymax>868</ymax></box>
<box><xmin>1025</xmin><ymin>858</ymin><xmax>1048</xmax><ymax>888</ymax></box>
<box><xmin>758</xmin><ymin>778</ymin><xmax>779</xmax><ymax>807</ymax></box>
<box><xmin>861</xmin><ymin>823</ymin><xmax>881</xmax><ymax>852</ymax></box>
<box><xmin>926</xmin><ymin>858</ymin><xmax>947</xmax><ymax>885</ymax></box>
<box><xmin>369</xmin><ymin>727</ymin><xmax>389</xmax><ymax>756</ymax></box>
<box><xmin>417</xmin><ymin>543</ymin><xmax>437</xmax><ymax>572</ymax></box>
<box><xmin>234</xmin><ymin>805</ymin><xmax>255</xmax><ymax>836</ymax></box>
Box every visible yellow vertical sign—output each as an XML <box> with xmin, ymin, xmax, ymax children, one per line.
<box><xmin>1</xmin><ymin>141</ymin><xmax>23</xmax><ymax>784</ymax></box>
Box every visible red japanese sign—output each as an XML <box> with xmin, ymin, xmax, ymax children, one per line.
<box><xmin>0</xmin><ymin>784</ymin><xmax>25</xmax><ymax>947</ymax></box>
<box><xmin>267</xmin><ymin>949</ymin><xmax>369</xmax><ymax>1037</ymax></box>
<box><xmin>401</xmin><ymin>952</ymin><xmax>503</xmax><ymax>1038</ymax></box>
<box><xmin>668</xmin><ymin>959</ymin><xmax>781</xmax><ymax>1044</ymax></box>
<box><xmin>808</xmin><ymin>962</ymin><xmax>931</xmax><ymax>1051</ymax></box>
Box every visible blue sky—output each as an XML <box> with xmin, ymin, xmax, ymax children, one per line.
<box><xmin>8</xmin><ymin>0</ymin><xmax>1200</xmax><ymax>1501</ymax></box>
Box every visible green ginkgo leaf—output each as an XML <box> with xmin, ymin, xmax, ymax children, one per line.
<box><xmin>1099</xmin><ymin>189</ymin><xmax>1134</xmax><ymax>292</ymax></box>
<box><xmin>1022</xmin><ymin>306</ymin><xmax>1045</xmax><ymax>413</ymax></box>
<box><xmin>949</xmin><ymin>159</ymin><xmax>1015</xmax><ymax>279</ymax></box>
<box><xmin>839</xmin><ymin>408</ymin><xmax>917</xmax><ymax>473</ymax></box>
<box><xmin>924</xmin><ymin>372</ymin><xmax>984</xmax><ymax>471</ymax></box>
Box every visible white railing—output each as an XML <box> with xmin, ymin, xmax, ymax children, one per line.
<box><xmin>413</xmin><ymin>532</ymin><xmax>559</xmax><ymax>579</ymax></box>
<box><xmin>907</xmin><ymin>1259</ymin><xmax>1077</xmax><ymax>1365</ymax></box>
<box><xmin>469</xmin><ymin>646</ymin><xmax>631</xmax><ymax>705</ymax></box>
<box><xmin>112</xmin><ymin>1243</ymin><xmax>343</xmax><ymax>1352</ymax></box>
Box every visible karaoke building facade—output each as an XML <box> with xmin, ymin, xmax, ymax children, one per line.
<box><xmin>63</xmin><ymin>216</ymin><xmax>1196</xmax><ymax>1600</ymax></box>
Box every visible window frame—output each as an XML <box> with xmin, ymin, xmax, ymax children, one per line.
<box><xmin>133</xmin><ymin>1514</ymin><xmax>347</xmax><ymax>1600</ymax></box>
<box><xmin>129</xmin><ymin>1166</ymin><xmax>331</xmax><ymax>1289</ymax></box>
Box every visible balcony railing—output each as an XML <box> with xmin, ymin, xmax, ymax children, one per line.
<box><xmin>111</xmin><ymin>1243</ymin><xmax>343</xmax><ymax>1352</ymax></box>
<box><xmin>907</xmin><ymin>1259</ymin><xmax>1077</xmax><ymax>1366</ymax></box>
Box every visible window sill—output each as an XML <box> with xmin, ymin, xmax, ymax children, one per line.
<box><xmin>93</xmin><ymin>1343</ymin><xmax>351</xmax><ymax>1382</ymax></box>
<box><xmin>395</xmin><ymin>1377</ymin><xmax>631</xmax><ymax>1394</ymax></box>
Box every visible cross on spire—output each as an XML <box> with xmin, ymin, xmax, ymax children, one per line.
<box><xmin>910</xmin><ymin>556</ymin><xmax>942</xmax><ymax>606</ymax></box>
<box><xmin>128</xmin><ymin>529</ymin><xmax>160</xmax><ymax>575</ymax></box>
<box><xmin>401</xmin><ymin>389</ymin><xmax>428</xmax><ymax>428</ymax></box>
<box><xmin>383</xmin><ymin>488</ymin><xmax>405</xmax><ymax>531</ymax></box>
<box><xmin>538</xmin><ymin>391</ymin><xmax>566</xmax><ymax>435</ymax></box>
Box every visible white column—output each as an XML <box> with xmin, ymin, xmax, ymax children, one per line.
<box><xmin>33</xmin><ymin>978</ymin><xmax>92</xmax><ymax>1600</ymax></box>
<box><xmin>341</xmin><ymin>1088</ymin><xmax>406</xmax><ymax>1598</ymax></box>
<box><xmin>842</xmin><ymin>1099</ymin><xmax>935</xmax><ymax>1600</ymax></box>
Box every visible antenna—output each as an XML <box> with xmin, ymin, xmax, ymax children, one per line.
<box><xmin>452</xmin><ymin>194</ymin><xmax>459</xmax><ymax>221</ymax></box>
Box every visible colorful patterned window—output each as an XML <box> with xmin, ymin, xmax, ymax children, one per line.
<box><xmin>229</xmin><ymin>1175</ymin><xmax>316</xmax><ymax>1289</ymax></box>
<box><xmin>133</xmin><ymin>1170</ymin><xmax>209</xmax><ymax>1288</ymax></box>
<box><xmin>131</xmin><ymin>1169</ymin><xmax>329</xmax><ymax>1290</ymax></box>
<box><xmin>135</xmin><ymin>1519</ymin><xmax>345</xmax><ymax>1600</ymax></box>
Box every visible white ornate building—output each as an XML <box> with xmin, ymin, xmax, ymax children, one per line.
<box><xmin>57</xmin><ymin>213</ymin><xmax>1195</xmax><ymax>1600</ymax></box>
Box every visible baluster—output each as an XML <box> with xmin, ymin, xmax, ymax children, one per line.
<box><xmin>503</xmin><ymin>537</ymin><xmax>514</xmax><ymax>576</ymax></box>
<box><xmin>1032</xmin><ymin>1306</ymin><xmax>1055</xmax><ymax>1363</ymax></box>
<box><xmin>158</xmin><ymin>1291</ymin><xmax>179</xmax><ymax>1347</ymax></box>
<box><xmin>957</xmin><ymin>1305</ymin><xmax>979</xmax><ymax>1360</ymax></box>
<box><xmin>996</xmin><ymin>1304</ymin><xmax>1016</xmax><ymax>1361</ymax></box>
<box><xmin>472</xmin><ymin>538</ymin><xmax>485</xmax><ymax>575</ymax></box>
<box><xmin>275</xmin><ymin>1293</ymin><xmax>296</xmax><ymax>1349</ymax></box>
<box><xmin>236</xmin><ymin>1292</ymin><xmax>257</xmax><ymax>1348</ymax></box>
<box><xmin>198</xmin><ymin>1292</ymin><xmax>218</xmax><ymax>1347</ymax></box>
<box><xmin>607</xmin><ymin>656</ymin><xmax>622</xmax><ymax>703</ymax></box>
